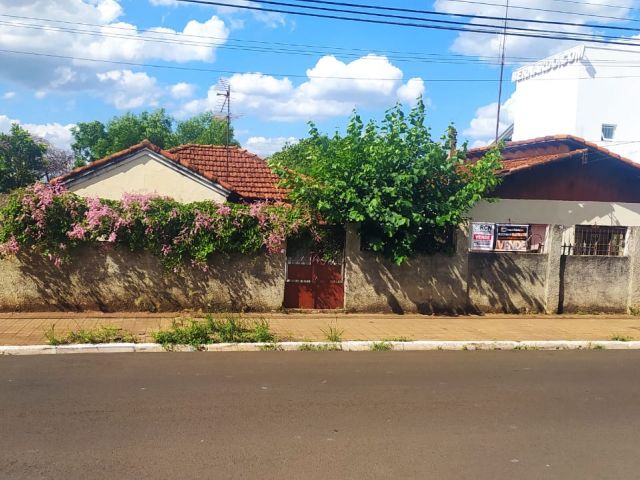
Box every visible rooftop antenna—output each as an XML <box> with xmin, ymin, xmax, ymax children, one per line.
<box><xmin>215</xmin><ymin>78</ymin><xmax>231</xmax><ymax>180</ymax></box>
<box><xmin>495</xmin><ymin>0</ymin><xmax>510</xmax><ymax>144</ymax></box>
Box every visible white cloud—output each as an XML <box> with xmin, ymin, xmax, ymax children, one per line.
<box><xmin>170</xmin><ymin>82</ymin><xmax>196</xmax><ymax>99</ymax></box>
<box><xmin>244</xmin><ymin>136</ymin><xmax>297</xmax><ymax>156</ymax></box>
<box><xmin>397</xmin><ymin>78</ymin><xmax>425</xmax><ymax>105</ymax></box>
<box><xmin>148</xmin><ymin>0</ymin><xmax>287</xmax><ymax>28</ymax></box>
<box><xmin>463</xmin><ymin>93</ymin><xmax>517</xmax><ymax>146</ymax></box>
<box><xmin>0</xmin><ymin>1</ymin><xmax>229</xmax><ymax>92</ymax></box>
<box><xmin>433</xmin><ymin>0</ymin><xmax>637</xmax><ymax>59</ymax></box>
<box><xmin>97</xmin><ymin>69</ymin><xmax>162</xmax><ymax>109</ymax></box>
<box><xmin>180</xmin><ymin>54</ymin><xmax>427</xmax><ymax>121</ymax></box>
<box><xmin>0</xmin><ymin>114</ymin><xmax>75</xmax><ymax>150</ymax></box>
<box><xmin>2</xmin><ymin>91</ymin><xmax>16</xmax><ymax>100</ymax></box>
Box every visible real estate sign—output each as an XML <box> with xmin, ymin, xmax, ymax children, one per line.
<box><xmin>471</xmin><ymin>223</ymin><xmax>496</xmax><ymax>251</ymax></box>
<box><xmin>495</xmin><ymin>224</ymin><xmax>529</xmax><ymax>251</ymax></box>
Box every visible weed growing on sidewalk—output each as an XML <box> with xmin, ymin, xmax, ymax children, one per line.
<box><xmin>370</xmin><ymin>341</ymin><xmax>393</xmax><ymax>351</ymax></box>
<box><xmin>44</xmin><ymin>324</ymin><xmax>137</xmax><ymax>345</ymax></box>
<box><xmin>383</xmin><ymin>337</ymin><xmax>411</xmax><ymax>342</ymax></box>
<box><xmin>260</xmin><ymin>342</ymin><xmax>284</xmax><ymax>351</ymax></box>
<box><xmin>152</xmin><ymin>316</ymin><xmax>275</xmax><ymax>348</ymax></box>
<box><xmin>610</xmin><ymin>334</ymin><xmax>633</xmax><ymax>342</ymax></box>
<box><xmin>321</xmin><ymin>324</ymin><xmax>344</xmax><ymax>343</ymax></box>
<box><xmin>298</xmin><ymin>343</ymin><xmax>342</xmax><ymax>351</ymax></box>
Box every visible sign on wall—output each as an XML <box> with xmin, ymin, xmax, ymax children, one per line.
<box><xmin>471</xmin><ymin>223</ymin><xmax>496</xmax><ymax>251</ymax></box>
<box><xmin>495</xmin><ymin>224</ymin><xmax>529</xmax><ymax>252</ymax></box>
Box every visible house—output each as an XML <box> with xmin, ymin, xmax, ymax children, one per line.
<box><xmin>467</xmin><ymin>135</ymin><xmax>640</xmax><ymax>255</ymax></box>
<box><xmin>507</xmin><ymin>44</ymin><xmax>640</xmax><ymax>161</ymax></box>
<box><xmin>53</xmin><ymin>140</ymin><xmax>287</xmax><ymax>203</ymax></box>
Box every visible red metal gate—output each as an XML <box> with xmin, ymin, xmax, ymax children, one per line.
<box><xmin>284</xmin><ymin>257</ymin><xmax>344</xmax><ymax>309</ymax></box>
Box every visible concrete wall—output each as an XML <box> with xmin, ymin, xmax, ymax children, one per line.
<box><xmin>69</xmin><ymin>151</ymin><xmax>228</xmax><ymax>203</ymax></box>
<box><xmin>467</xmin><ymin>252</ymin><xmax>549</xmax><ymax>313</ymax></box>
<box><xmin>1</xmin><ymin>224</ymin><xmax>638</xmax><ymax>314</ymax></box>
<box><xmin>0</xmin><ymin>246</ymin><xmax>285</xmax><ymax>312</ymax></box>
<box><xmin>345</xmin><ymin>223</ymin><xmax>633</xmax><ymax>314</ymax></box>
<box><xmin>344</xmin><ymin>224</ymin><xmax>469</xmax><ymax>314</ymax></box>
<box><xmin>560</xmin><ymin>256</ymin><xmax>631</xmax><ymax>313</ymax></box>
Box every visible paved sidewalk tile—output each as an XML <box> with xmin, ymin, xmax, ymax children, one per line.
<box><xmin>1</xmin><ymin>312</ymin><xmax>640</xmax><ymax>345</ymax></box>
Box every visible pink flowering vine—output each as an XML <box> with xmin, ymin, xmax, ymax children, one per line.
<box><xmin>67</xmin><ymin>224</ymin><xmax>87</xmax><ymax>241</ymax></box>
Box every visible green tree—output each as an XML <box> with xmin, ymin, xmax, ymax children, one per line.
<box><xmin>175</xmin><ymin>112</ymin><xmax>239</xmax><ymax>146</ymax></box>
<box><xmin>71</xmin><ymin>109</ymin><xmax>176</xmax><ymax>163</ymax></box>
<box><xmin>270</xmin><ymin>99</ymin><xmax>502</xmax><ymax>264</ymax></box>
<box><xmin>70</xmin><ymin>120</ymin><xmax>107</xmax><ymax>163</ymax></box>
<box><xmin>71</xmin><ymin>110</ymin><xmax>239</xmax><ymax>164</ymax></box>
<box><xmin>0</xmin><ymin>124</ymin><xmax>48</xmax><ymax>192</ymax></box>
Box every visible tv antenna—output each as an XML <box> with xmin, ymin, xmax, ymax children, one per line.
<box><xmin>215</xmin><ymin>78</ymin><xmax>231</xmax><ymax>180</ymax></box>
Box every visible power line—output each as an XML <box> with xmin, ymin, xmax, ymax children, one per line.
<box><xmin>0</xmin><ymin>19</ymin><xmax>538</xmax><ymax>66</ymax></box>
<box><xmin>5</xmin><ymin>3</ymin><xmax>637</xmax><ymax>46</ymax></box>
<box><xmin>173</xmin><ymin>0</ymin><xmax>640</xmax><ymax>47</ymax></box>
<box><xmin>291</xmin><ymin>0</ymin><xmax>640</xmax><ymax>33</ymax></box>
<box><xmin>5</xmin><ymin>12</ymin><xmax>640</xmax><ymax>67</ymax></box>
<box><xmin>440</xmin><ymin>0</ymin><xmax>640</xmax><ymax>24</ymax></box>
<box><xmin>546</xmin><ymin>0</ymin><xmax>639</xmax><ymax>11</ymax></box>
<box><xmin>6</xmin><ymin>48</ymin><xmax>640</xmax><ymax>81</ymax></box>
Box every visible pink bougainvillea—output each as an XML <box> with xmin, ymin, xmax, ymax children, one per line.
<box><xmin>0</xmin><ymin>185</ymin><xmax>307</xmax><ymax>269</ymax></box>
<box><xmin>67</xmin><ymin>223</ymin><xmax>87</xmax><ymax>240</ymax></box>
<box><xmin>0</xmin><ymin>236</ymin><xmax>19</xmax><ymax>256</ymax></box>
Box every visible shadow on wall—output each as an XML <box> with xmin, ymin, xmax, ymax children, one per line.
<box><xmin>467</xmin><ymin>252</ymin><xmax>548</xmax><ymax>313</ymax></box>
<box><xmin>6</xmin><ymin>246</ymin><xmax>285</xmax><ymax>312</ymax></box>
<box><xmin>347</xmin><ymin>249</ymin><xmax>470</xmax><ymax>315</ymax></box>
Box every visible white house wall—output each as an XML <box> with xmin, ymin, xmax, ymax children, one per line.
<box><xmin>68</xmin><ymin>152</ymin><xmax>228</xmax><ymax>203</ymax></box>
<box><xmin>510</xmin><ymin>45</ymin><xmax>640</xmax><ymax>161</ymax></box>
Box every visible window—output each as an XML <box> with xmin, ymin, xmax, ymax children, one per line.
<box><xmin>573</xmin><ymin>225</ymin><xmax>626</xmax><ymax>256</ymax></box>
<box><xmin>601</xmin><ymin>124</ymin><xmax>616</xmax><ymax>141</ymax></box>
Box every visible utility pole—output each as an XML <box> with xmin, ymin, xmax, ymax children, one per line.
<box><xmin>495</xmin><ymin>0</ymin><xmax>510</xmax><ymax>143</ymax></box>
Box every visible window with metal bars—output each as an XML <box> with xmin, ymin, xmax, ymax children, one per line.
<box><xmin>573</xmin><ymin>225</ymin><xmax>627</xmax><ymax>256</ymax></box>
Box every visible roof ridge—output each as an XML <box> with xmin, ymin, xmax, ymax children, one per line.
<box><xmin>52</xmin><ymin>139</ymin><xmax>175</xmax><ymax>184</ymax></box>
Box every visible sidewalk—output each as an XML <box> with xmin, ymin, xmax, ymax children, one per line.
<box><xmin>1</xmin><ymin>312</ymin><xmax>640</xmax><ymax>345</ymax></box>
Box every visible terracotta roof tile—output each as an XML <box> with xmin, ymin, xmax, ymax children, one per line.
<box><xmin>53</xmin><ymin>140</ymin><xmax>288</xmax><ymax>202</ymax></box>
<box><xmin>466</xmin><ymin>134</ymin><xmax>640</xmax><ymax>174</ymax></box>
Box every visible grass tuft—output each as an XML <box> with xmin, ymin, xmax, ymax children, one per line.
<box><xmin>321</xmin><ymin>324</ymin><xmax>344</xmax><ymax>343</ymax></box>
<box><xmin>610</xmin><ymin>334</ymin><xmax>633</xmax><ymax>342</ymax></box>
<box><xmin>152</xmin><ymin>316</ymin><xmax>275</xmax><ymax>348</ymax></box>
<box><xmin>298</xmin><ymin>343</ymin><xmax>342</xmax><ymax>352</ymax></box>
<box><xmin>44</xmin><ymin>324</ymin><xmax>136</xmax><ymax>345</ymax></box>
<box><xmin>370</xmin><ymin>341</ymin><xmax>393</xmax><ymax>351</ymax></box>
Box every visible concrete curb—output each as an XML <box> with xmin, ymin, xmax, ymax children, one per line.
<box><xmin>3</xmin><ymin>340</ymin><xmax>640</xmax><ymax>355</ymax></box>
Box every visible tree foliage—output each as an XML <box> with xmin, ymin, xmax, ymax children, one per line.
<box><xmin>270</xmin><ymin>99</ymin><xmax>502</xmax><ymax>264</ymax></box>
<box><xmin>0</xmin><ymin>124</ymin><xmax>48</xmax><ymax>193</ymax></box>
<box><xmin>71</xmin><ymin>109</ymin><xmax>238</xmax><ymax>164</ymax></box>
<box><xmin>175</xmin><ymin>112</ymin><xmax>238</xmax><ymax>147</ymax></box>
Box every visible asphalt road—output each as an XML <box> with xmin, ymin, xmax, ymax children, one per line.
<box><xmin>2</xmin><ymin>352</ymin><xmax>640</xmax><ymax>479</ymax></box>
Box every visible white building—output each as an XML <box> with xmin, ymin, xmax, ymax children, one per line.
<box><xmin>510</xmin><ymin>45</ymin><xmax>640</xmax><ymax>161</ymax></box>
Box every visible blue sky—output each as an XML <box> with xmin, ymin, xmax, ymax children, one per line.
<box><xmin>1</xmin><ymin>0</ymin><xmax>637</xmax><ymax>155</ymax></box>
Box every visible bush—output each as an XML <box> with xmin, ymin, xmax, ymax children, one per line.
<box><xmin>0</xmin><ymin>184</ymin><xmax>309</xmax><ymax>269</ymax></box>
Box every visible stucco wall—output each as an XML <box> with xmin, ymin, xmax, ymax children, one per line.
<box><xmin>0</xmin><ymin>247</ymin><xmax>285</xmax><ymax>312</ymax></box>
<box><xmin>69</xmin><ymin>152</ymin><xmax>228</xmax><ymax>203</ymax></box>
<box><xmin>560</xmin><ymin>255</ymin><xmax>631</xmax><ymax>313</ymax></box>
<box><xmin>467</xmin><ymin>252</ymin><xmax>549</xmax><ymax>313</ymax></box>
<box><xmin>344</xmin><ymin>224</ymin><xmax>470</xmax><ymax>313</ymax></box>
